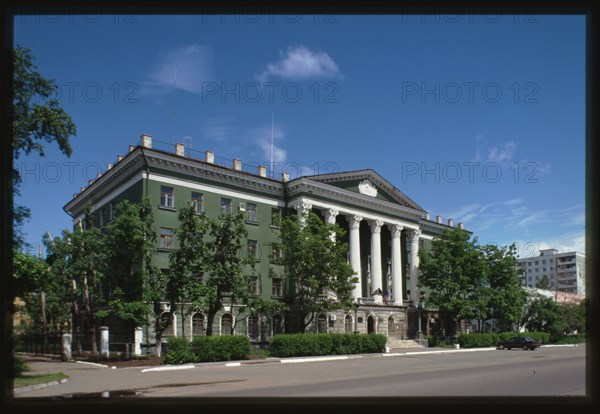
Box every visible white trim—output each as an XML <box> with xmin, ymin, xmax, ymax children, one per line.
<box><xmin>289</xmin><ymin>196</ymin><xmax>420</xmax><ymax>230</ymax></box>
<box><xmin>419</xmin><ymin>233</ymin><xmax>434</xmax><ymax>241</ymax></box>
<box><xmin>72</xmin><ymin>171</ymin><xmax>145</xmax><ymax>221</ymax></box>
<box><xmin>147</xmin><ymin>173</ymin><xmax>285</xmax><ymax>207</ymax></box>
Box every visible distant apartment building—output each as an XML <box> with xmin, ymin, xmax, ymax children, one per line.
<box><xmin>517</xmin><ymin>248</ymin><xmax>586</xmax><ymax>295</ymax></box>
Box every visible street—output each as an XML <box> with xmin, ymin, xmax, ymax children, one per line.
<box><xmin>14</xmin><ymin>345</ymin><xmax>587</xmax><ymax>398</ymax></box>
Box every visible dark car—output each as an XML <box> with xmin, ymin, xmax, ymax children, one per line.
<box><xmin>497</xmin><ymin>336</ymin><xmax>541</xmax><ymax>350</ymax></box>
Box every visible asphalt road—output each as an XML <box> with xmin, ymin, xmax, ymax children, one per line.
<box><xmin>14</xmin><ymin>345</ymin><xmax>587</xmax><ymax>398</ymax></box>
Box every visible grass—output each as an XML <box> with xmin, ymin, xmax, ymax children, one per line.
<box><xmin>14</xmin><ymin>372</ymin><xmax>68</xmax><ymax>388</ymax></box>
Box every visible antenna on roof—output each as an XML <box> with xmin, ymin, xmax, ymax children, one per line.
<box><xmin>270</xmin><ymin>112</ymin><xmax>275</xmax><ymax>178</ymax></box>
<box><xmin>170</xmin><ymin>68</ymin><xmax>177</xmax><ymax>143</ymax></box>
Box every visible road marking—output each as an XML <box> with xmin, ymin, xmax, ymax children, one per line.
<box><xmin>74</xmin><ymin>361</ymin><xmax>111</xmax><ymax>368</ymax></box>
<box><xmin>225</xmin><ymin>362</ymin><xmax>241</xmax><ymax>367</ymax></box>
<box><xmin>281</xmin><ymin>356</ymin><xmax>349</xmax><ymax>364</ymax></box>
<box><xmin>141</xmin><ymin>364</ymin><xmax>195</xmax><ymax>373</ymax></box>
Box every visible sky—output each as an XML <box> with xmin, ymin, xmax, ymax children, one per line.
<box><xmin>13</xmin><ymin>12</ymin><xmax>586</xmax><ymax>260</ymax></box>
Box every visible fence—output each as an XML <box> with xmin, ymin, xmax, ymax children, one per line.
<box><xmin>15</xmin><ymin>333</ymin><xmax>62</xmax><ymax>356</ymax></box>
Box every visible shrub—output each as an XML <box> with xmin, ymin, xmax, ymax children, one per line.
<box><xmin>553</xmin><ymin>334</ymin><xmax>586</xmax><ymax>344</ymax></box>
<box><xmin>163</xmin><ymin>337</ymin><xmax>195</xmax><ymax>365</ymax></box>
<box><xmin>191</xmin><ymin>336</ymin><xmax>251</xmax><ymax>362</ymax></box>
<box><xmin>457</xmin><ymin>333</ymin><xmax>499</xmax><ymax>348</ymax></box>
<box><xmin>269</xmin><ymin>333</ymin><xmax>387</xmax><ymax>357</ymax></box>
<box><xmin>14</xmin><ymin>355</ymin><xmax>29</xmax><ymax>376</ymax></box>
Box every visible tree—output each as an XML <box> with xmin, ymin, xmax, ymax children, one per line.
<box><xmin>203</xmin><ymin>212</ymin><xmax>255</xmax><ymax>336</ymax></box>
<box><xmin>521</xmin><ymin>295</ymin><xmax>566</xmax><ymax>340</ymax></box>
<box><xmin>279</xmin><ymin>211</ymin><xmax>357</xmax><ymax>333</ymax></box>
<box><xmin>535</xmin><ymin>275</ymin><xmax>550</xmax><ymax>290</ymax></box>
<box><xmin>482</xmin><ymin>243</ymin><xmax>527</xmax><ymax>332</ymax></box>
<box><xmin>166</xmin><ymin>202</ymin><xmax>208</xmax><ymax>339</ymax></box>
<box><xmin>101</xmin><ymin>199</ymin><xmax>166</xmax><ymax>353</ymax></box>
<box><xmin>418</xmin><ymin>229</ymin><xmax>487</xmax><ymax>336</ymax></box>
<box><xmin>12</xmin><ymin>45</ymin><xmax>76</xmax><ymax>247</ymax></box>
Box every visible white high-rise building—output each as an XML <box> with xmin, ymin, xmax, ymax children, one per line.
<box><xmin>517</xmin><ymin>248</ymin><xmax>586</xmax><ymax>295</ymax></box>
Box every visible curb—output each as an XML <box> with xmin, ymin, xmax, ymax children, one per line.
<box><xmin>141</xmin><ymin>364</ymin><xmax>195</xmax><ymax>373</ymax></box>
<box><xmin>14</xmin><ymin>378</ymin><xmax>68</xmax><ymax>395</ymax></box>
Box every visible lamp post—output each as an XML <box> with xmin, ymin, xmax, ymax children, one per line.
<box><xmin>416</xmin><ymin>302</ymin><xmax>424</xmax><ymax>343</ymax></box>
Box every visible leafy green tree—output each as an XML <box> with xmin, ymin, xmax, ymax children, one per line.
<box><xmin>279</xmin><ymin>211</ymin><xmax>357</xmax><ymax>333</ymax></box>
<box><xmin>535</xmin><ymin>275</ymin><xmax>551</xmax><ymax>290</ymax></box>
<box><xmin>100</xmin><ymin>198</ymin><xmax>168</xmax><ymax>353</ymax></box>
<box><xmin>521</xmin><ymin>295</ymin><xmax>566</xmax><ymax>340</ymax></box>
<box><xmin>203</xmin><ymin>212</ymin><xmax>255</xmax><ymax>336</ymax></box>
<box><xmin>559</xmin><ymin>300</ymin><xmax>586</xmax><ymax>336</ymax></box>
<box><xmin>418</xmin><ymin>229</ymin><xmax>487</xmax><ymax>336</ymax></box>
<box><xmin>167</xmin><ymin>203</ymin><xmax>208</xmax><ymax>339</ymax></box>
<box><xmin>482</xmin><ymin>243</ymin><xmax>526</xmax><ymax>332</ymax></box>
<box><xmin>12</xmin><ymin>45</ymin><xmax>76</xmax><ymax>247</ymax></box>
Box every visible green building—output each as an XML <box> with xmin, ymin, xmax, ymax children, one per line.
<box><xmin>64</xmin><ymin>134</ymin><xmax>462</xmax><ymax>353</ymax></box>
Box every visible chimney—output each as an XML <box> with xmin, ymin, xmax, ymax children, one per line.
<box><xmin>282</xmin><ymin>171</ymin><xmax>289</xmax><ymax>182</ymax></box>
<box><xmin>233</xmin><ymin>158</ymin><xmax>242</xmax><ymax>171</ymax></box>
<box><xmin>88</xmin><ymin>179</ymin><xmax>94</xmax><ymax>185</ymax></box>
<box><xmin>447</xmin><ymin>218</ymin><xmax>454</xmax><ymax>227</ymax></box>
<box><xmin>258</xmin><ymin>165</ymin><xmax>267</xmax><ymax>177</ymax></box>
<box><xmin>106</xmin><ymin>163</ymin><xmax>113</xmax><ymax>170</ymax></box>
<box><xmin>175</xmin><ymin>143</ymin><xmax>185</xmax><ymax>157</ymax></box>
<box><xmin>436</xmin><ymin>215</ymin><xmax>442</xmax><ymax>224</ymax></box>
<box><xmin>140</xmin><ymin>133</ymin><xmax>152</xmax><ymax>148</ymax></box>
<box><xmin>424</xmin><ymin>213</ymin><xmax>430</xmax><ymax>220</ymax></box>
<box><xmin>80</xmin><ymin>186</ymin><xmax>86</xmax><ymax>192</ymax></box>
<box><xmin>128</xmin><ymin>145</ymin><xmax>135</xmax><ymax>153</ymax></box>
<box><xmin>73</xmin><ymin>193</ymin><xmax>78</xmax><ymax>198</ymax></box>
<box><xmin>458</xmin><ymin>222</ymin><xmax>464</xmax><ymax>230</ymax></box>
<box><xmin>96</xmin><ymin>172</ymin><xmax>102</xmax><ymax>179</ymax></box>
<box><xmin>205</xmin><ymin>150</ymin><xmax>214</xmax><ymax>164</ymax></box>
<box><xmin>117</xmin><ymin>154</ymin><xmax>123</xmax><ymax>162</ymax></box>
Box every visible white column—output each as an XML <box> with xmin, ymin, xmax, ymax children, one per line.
<box><xmin>61</xmin><ymin>333</ymin><xmax>72</xmax><ymax>361</ymax></box>
<box><xmin>408</xmin><ymin>228</ymin><xmax>422</xmax><ymax>304</ymax></box>
<box><xmin>369</xmin><ymin>220</ymin><xmax>384</xmax><ymax>304</ymax></box>
<box><xmin>323</xmin><ymin>208</ymin><xmax>339</xmax><ymax>242</ymax></box>
<box><xmin>294</xmin><ymin>201</ymin><xmax>312</xmax><ymax>225</ymax></box>
<box><xmin>134</xmin><ymin>327</ymin><xmax>143</xmax><ymax>355</ymax></box>
<box><xmin>100</xmin><ymin>326</ymin><xmax>109</xmax><ymax>358</ymax></box>
<box><xmin>389</xmin><ymin>224</ymin><xmax>403</xmax><ymax>306</ymax></box>
<box><xmin>347</xmin><ymin>215</ymin><xmax>363</xmax><ymax>300</ymax></box>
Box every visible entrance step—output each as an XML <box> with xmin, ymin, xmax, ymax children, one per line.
<box><xmin>386</xmin><ymin>338</ymin><xmax>426</xmax><ymax>349</ymax></box>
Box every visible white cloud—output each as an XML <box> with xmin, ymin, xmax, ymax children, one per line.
<box><xmin>257</xmin><ymin>45</ymin><xmax>341</xmax><ymax>82</ymax></box>
<box><xmin>512</xmin><ymin>232</ymin><xmax>585</xmax><ymax>258</ymax></box>
<box><xmin>142</xmin><ymin>44</ymin><xmax>213</xmax><ymax>95</ymax></box>
<box><xmin>487</xmin><ymin>141</ymin><xmax>516</xmax><ymax>163</ymax></box>
<box><xmin>504</xmin><ymin>198</ymin><xmax>524</xmax><ymax>206</ymax></box>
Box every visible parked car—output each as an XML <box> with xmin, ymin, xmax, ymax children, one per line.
<box><xmin>497</xmin><ymin>336</ymin><xmax>541</xmax><ymax>350</ymax></box>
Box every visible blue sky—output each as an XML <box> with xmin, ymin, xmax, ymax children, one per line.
<box><xmin>13</xmin><ymin>13</ymin><xmax>586</xmax><ymax>259</ymax></box>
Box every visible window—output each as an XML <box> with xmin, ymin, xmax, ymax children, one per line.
<box><xmin>250</xmin><ymin>276</ymin><xmax>259</xmax><ymax>295</ymax></box>
<box><xmin>543</xmin><ymin>267</ymin><xmax>546</xmax><ymax>272</ymax></box>
<box><xmin>161</xmin><ymin>312</ymin><xmax>174</xmax><ymax>336</ymax></box>
<box><xmin>248</xmin><ymin>315</ymin><xmax>260</xmax><ymax>340</ymax></box>
<box><xmin>272</xmin><ymin>278</ymin><xmax>283</xmax><ymax>297</ymax></box>
<box><xmin>100</xmin><ymin>208</ymin><xmax>105</xmax><ymax>227</ymax></box>
<box><xmin>220</xmin><ymin>198</ymin><xmax>232</xmax><ymax>215</ymax></box>
<box><xmin>221</xmin><ymin>314</ymin><xmax>233</xmax><ymax>335</ymax></box>
<box><xmin>109</xmin><ymin>202</ymin><xmax>116</xmax><ymax>221</ymax></box>
<box><xmin>528</xmin><ymin>262</ymin><xmax>532</xmax><ymax>267</ymax></box>
<box><xmin>543</xmin><ymin>259</ymin><xmax>546</xmax><ymax>264</ymax></box>
<box><xmin>160</xmin><ymin>228</ymin><xmax>174</xmax><ymax>249</ymax></box>
<box><xmin>248</xmin><ymin>240</ymin><xmax>259</xmax><ymax>260</ymax></box>
<box><xmin>191</xmin><ymin>192</ymin><xmax>204</xmax><ymax>213</ymax></box>
<box><xmin>550</xmin><ymin>266</ymin><xmax>554</xmax><ymax>271</ymax></box>
<box><xmin>192</xmin><ymin>313</ymin><xmax>205</xmax><ymax>336</ymax></box>
<box><xmin>273</xmin><ymin>315</ymin><xmax>283</xmax><ymax>335</ymax></box>
<box><xmin>271</xmin><ymin>207</ymin><xmax>282</xmax><ymax>227</ymax></box>
<box><xmin>246</xmin><ymin>202</ymin><xmax>258</xmax><ymax>222</ymax></box>
<box><xmin>317</xmin><ymin>314</ymin><xmax>327</xmax><ymax>333</ymax></box>
<box><xmin>550</xmin><ymin>259</ymin><xmax>553</xmax><ymax>263</ymax></box>
<box><xmin>192</xmin><ymin>272</ymin><xmax>204</xmax><ymax>284</ymax></box>
<box><xmin>160</xmin><ymin>186</ymin><xmax>174</xmax><ymax>208</ymax></box>
<box><xmin>271</xmin><ymin>244</ymin><xmax>283</xmax><ymax>264</ymax></box>
<box><xmin>528</xmin><ymin>269</ymin><xmax>532</xmax><ymax>273</ymax></box>
<box><xmin>345</xmin><ymin>315</ymin><xmax>353</xmax><ymax>333</ymax></box>
<box><xmin>535</xmin><ymin>260</ymin><xmax>539</xmax><ymax>265</ymax></box>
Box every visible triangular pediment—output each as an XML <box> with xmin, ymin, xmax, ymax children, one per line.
<box><xmin>307</xmin><ymin>169</ymin><xmax>426</xmax><ymax>212</ymax></box>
